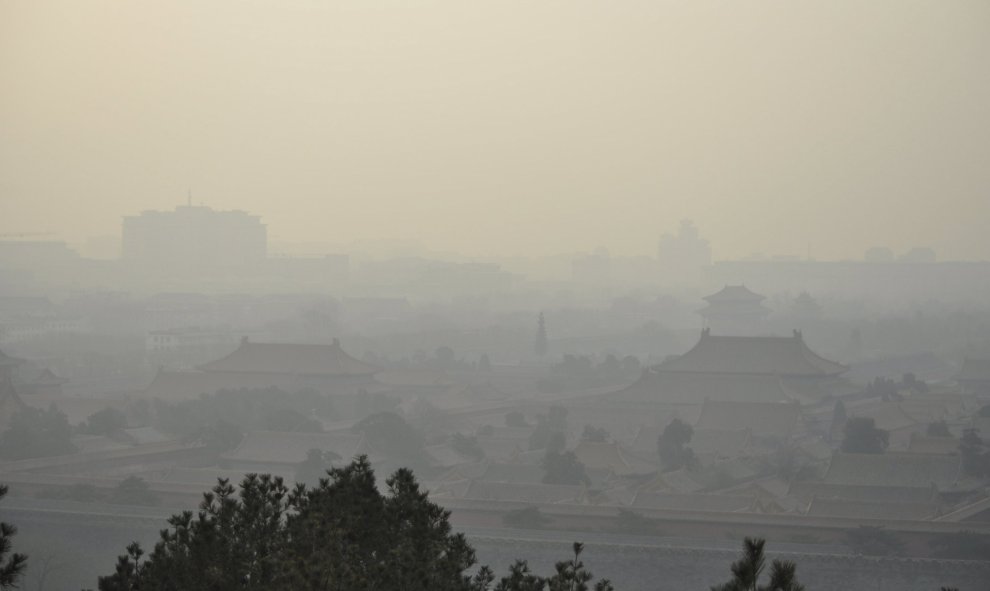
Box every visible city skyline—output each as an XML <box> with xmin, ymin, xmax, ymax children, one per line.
<box><xmin>2</xmin><ymin>1</ymin><xmax>989</xmax><ymax>260</ymax></box>
<box><xmin>0</xmin><ymin>200</ymin><xmax>978</xmax><ymax>264</ymax></box>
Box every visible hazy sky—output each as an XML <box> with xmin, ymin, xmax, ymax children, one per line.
<box><xmin>2</xmin><ymin>1</ymin><xmax>989</xmax><ymax>260</ymax></box>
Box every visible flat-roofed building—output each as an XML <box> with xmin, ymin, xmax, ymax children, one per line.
<box><xmin>122</xmin><ymin>204</ymin><xmax>266</xmax><ymax>272</ymax></box>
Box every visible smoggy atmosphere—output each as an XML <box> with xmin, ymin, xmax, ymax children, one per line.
<box><xmin>2</xmin><ymin>3</ymin><xmax>990</xmax><ymax>591</ymax></box>
<box><xmin>3</xmin><ymin>1</ymin><xmax>990</xmax><ymax>259</ymax></box>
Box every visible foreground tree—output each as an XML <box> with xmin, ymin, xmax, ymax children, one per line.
<box><xmin>543</xmin><ymin>543</ymin><xmax>613</xmax><ymax>591</ymax></box>
<box><xmin>93</xmin><ymin>457</ymin><xmax>613</xmax><ymax>591</ymax></box>
<box><xmin>475</xmin><ymin>543</ymin><xmax>612</xmax><ymax>591</ymax></box>
<box><xmin>0</xmin><ymin>485</ymin><xmax>27</xmax><ymax>590</ymax></box>
<box><xmin>711</xmin><ymin>537</ymin><xmax>804</xmax><ymax>591</ymax></box>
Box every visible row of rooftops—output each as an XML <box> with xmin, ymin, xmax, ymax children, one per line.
<box><xmin>4</xmin><ymin>373</ymin><xmax>988</xmax><ymax>527</ymax></box>
<box><xmin>139</xmin><ymin>330</ymin><xmax>990</xmax><ymax>408</ymax></box>
<box><xmin>195</xmin><ymin>337</ymin><xmax>379</xmax><ymax>377</ymax></box>
<box><xmin>166</xmin><ymin>329</ymin><xmax>848</xmax><ymax>380</ymax></box>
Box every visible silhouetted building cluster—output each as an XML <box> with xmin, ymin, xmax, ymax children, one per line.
<box><xmin>122</xmin><ymin>204</ymin><xmax>267</xmax><ymax>271</ymax></box>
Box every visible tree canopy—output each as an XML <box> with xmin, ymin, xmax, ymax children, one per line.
<box><xmin>0</xmin><ymin>485</ymin><xmax>27</xmax><ymax>590</ymax></box>
<box><xmin>711</xmin><ymin>537</ymin><xmax>804</xmax><ymax>591</ymax></box>
<box><xmin>92</xmin><ymin>457</ymin><xmax>612</xmax><ymax>591</ymax></box>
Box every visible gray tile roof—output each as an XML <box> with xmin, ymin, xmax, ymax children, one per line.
<box><xmin>199</xmin><ymin>339</ymin><xmax>378</xmax><ymax>377</ymax></box>
<box><xmin>658</xmin><ymin>331</ymin><xmax>847</xmax><ymax>377</ymax></box>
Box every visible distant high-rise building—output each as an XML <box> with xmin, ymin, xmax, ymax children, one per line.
<box><xmin>657</xmin><ymin>220</ymin><xmax>711</xmax><ymax>286</ymax></box>
<box><xmin>122</xmin><ymin>205</ymin><xmax>266</xmax><ymax>271</ymax></box>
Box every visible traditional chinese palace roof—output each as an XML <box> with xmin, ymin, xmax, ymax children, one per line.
<box><xmin>198</xmin><ymin>338</ymin><xmax>378</xmax><ymax>377</ymax></box>
<box><xmin>702</xmin><ymin>284</ymin><xmax>767</xmax><ymax>304</ymax></box>
<box><xmin>657</xmin><ymin>329</ymin><xmax>846</xmax><ymax>378</ymax></box>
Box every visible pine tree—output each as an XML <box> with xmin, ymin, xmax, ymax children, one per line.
<box><xmin>711</xmin><ymin>537</ymin><xmax>804</xmax><ymax>591</ymax></box>
<box><xmin>0</xmin><ymin>485</ymin><xmax>27</xmax><ymax>590</ymax></box>
<box><xmin>92</xmin><ymin>458</ymin><xmax>616</xmax><ymax>591</ymax></box>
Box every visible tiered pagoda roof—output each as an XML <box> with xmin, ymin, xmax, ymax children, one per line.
<box><xmin>698</xmin><ymin>285</ymin><xmax>772</xmax><ymax>322</ymax></box>
<box><xmin>702</xmin><ymin>285</ymin><xmax>767</xmax><ymax>304</ymax></box>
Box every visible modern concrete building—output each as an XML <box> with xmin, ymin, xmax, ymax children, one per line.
<box><xmin>122</xmin><ymin>204</ymin><xmax>266</xmax><ymax>271</ymax></box>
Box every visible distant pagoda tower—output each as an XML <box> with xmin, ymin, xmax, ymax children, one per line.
<box><xmin>698</xmin><ymin>285</ymin><xmax>770</xmax><ymax>335</ymax></box>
